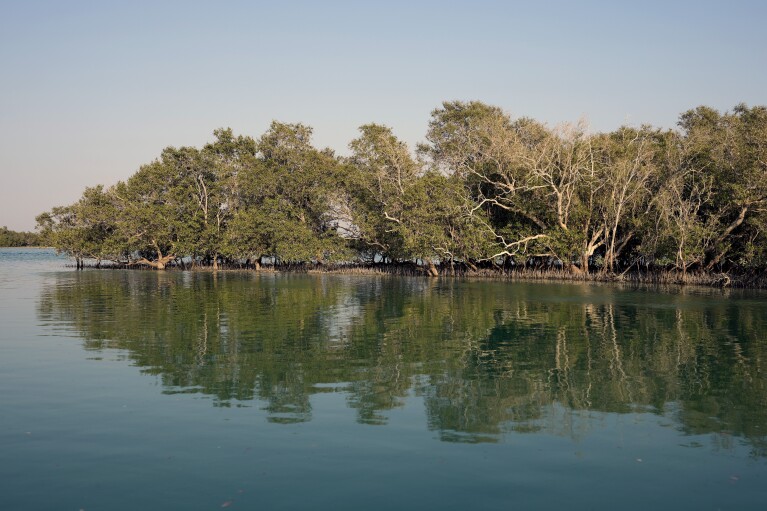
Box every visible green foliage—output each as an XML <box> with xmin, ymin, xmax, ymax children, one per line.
<box><xmin>345</xmin><ymin>123</ymin><xmax>422</xmax><ymax>260</ymax></box>
<box><xmin>677</xmin><ymin>104</ymin><xmax>767</xmax><ymax>268</ymax></box>
<box><xmin>35</xmin><ymin>185</ymin><xmax>122</xmax><ymax>262</ymax></box>
<box><xmin>0</xmin><ymin>226</ymin><xmax>41</xmax><ymax>247</ymax></box>
<box><xmin>395</xmin><ymin>172</ymin><xmax>494</xmax><ymax>264</ymax></box>
<box><xmin>35</xmin><ymin>101</ymin><xmax>767</xmax><ymax>275</ymax></box>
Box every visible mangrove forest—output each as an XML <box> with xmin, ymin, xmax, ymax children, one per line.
<box><xmin>0</xmin><ymin>226</ymin><xmax>41</xmax><ymax>247</ymax></box>
<box><xmin>36</xmin><ymin>101</ymin><xmax>767</xmax><ymax>285</ymax></box>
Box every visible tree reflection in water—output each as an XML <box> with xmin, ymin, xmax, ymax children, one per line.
<box><xmin>37</xmin><ymin>271</ymin><xmax>767</xmax><ymax>454</ymax></box>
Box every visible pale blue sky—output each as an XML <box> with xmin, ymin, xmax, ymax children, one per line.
<box><xmin>1</xmin><ymin>0</ymin><xmax>765</xmax><ymax>230</ymax></box>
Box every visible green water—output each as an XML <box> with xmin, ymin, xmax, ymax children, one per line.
<box><xmin>1</xmin><ymin>248</ymin><xmax>766</xmax><ymax>510</ymax></box>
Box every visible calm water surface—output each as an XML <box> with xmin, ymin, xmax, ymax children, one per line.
<box><xmin>1</xmin><ymin>248</ymin><xmax>766</xmax><ymax>510</ymax></box>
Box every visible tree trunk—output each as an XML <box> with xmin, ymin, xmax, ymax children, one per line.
<box><xmin>583</xmin><ymin>227</ymin><xmax>603</xmax><ymax>275</ymax></box>
<box><xmin>135</xmin><ymin>253</ymin><xmax>175</xmax><ymax>270</ymax></box>
<box><xmin>705</xmin><ymin>206</ymin><xmax>749</xmax><ymax>270</ymax></box>
<box><xmin>580</xmin><ymin>253</ymin><xmax>589</xmax><ymax>275</ymax></box>
<box><xmin>613</xmin><ymin>232</ymin><xmax>634</xmax><ymax>268</ymax></box>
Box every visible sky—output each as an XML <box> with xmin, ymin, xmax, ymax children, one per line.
<box><xmin>1</xmin><ymin>0</ymin><xmax>766</xmax><ymax>231</ymax></box>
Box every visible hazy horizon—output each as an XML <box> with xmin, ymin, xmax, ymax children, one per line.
<box><xmin>2</xmin><ymin>0</ymin><xmax>766</xmax><ymax>231</ymax></box>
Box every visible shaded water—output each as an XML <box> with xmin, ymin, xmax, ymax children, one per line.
<box><xmin>1</xmin><ymin>248</ymin><xmax>766</xmax><ymax>509</ymax></box>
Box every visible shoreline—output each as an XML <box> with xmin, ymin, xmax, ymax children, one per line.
<box><xmin>62</xmin><ymin>261</ymin><xmax>766</xmax><ymax>290</ymax></box>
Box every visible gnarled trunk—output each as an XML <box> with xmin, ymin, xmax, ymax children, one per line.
<box><xmin>135</xmin><ymin>242</ymin><xmax>175</xmax><ymax>270</ymax></box>
<box><xmin>135</xmin><ymin>254</ymin><xmax>175</xmax><ymax>270</ymax></box>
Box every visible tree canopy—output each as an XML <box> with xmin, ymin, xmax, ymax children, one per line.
<box><xmin>37</xmin><ymin>102</ymin><xmax>767</xmax><ymax>280</ymax></box>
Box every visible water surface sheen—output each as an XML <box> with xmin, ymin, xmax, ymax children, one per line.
<box><xmin>1</xmin><ymin>248</ymin><xmax>766</xmax><ymax>510</ymax></box>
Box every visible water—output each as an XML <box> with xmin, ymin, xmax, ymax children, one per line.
<box><xmin>1</xmin><ymin>248</ymin><xmax>766</xmax><ymax>510</ymax></box>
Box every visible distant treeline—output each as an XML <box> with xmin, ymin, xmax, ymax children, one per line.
<box><xmin>0</xmin><ymin>226</ymin><xmax>41</xmax><ymax>247</ymax></box>
<box><xmin>37</xmin><ymin>101</ymin><xmax>767</xmax><ymax>283</ymax></box>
